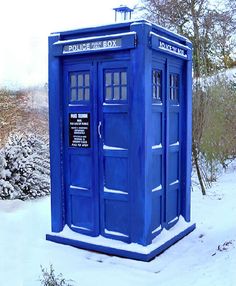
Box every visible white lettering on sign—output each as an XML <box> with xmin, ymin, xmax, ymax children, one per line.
<box><xmin>78</xmin><ymin>114</ymin><xmax>88</xmax><ymax>119</ymax></box>
<box><xmin>70</xmin><ymin>113</ymin><xmax>77</xmax><ymax>119</ymax></box>
<box><xmin>63</xmin><ymin>39</ymin><xmax>122</xmax><ymax>54</ymax></box>
<box><xmin>159</xmin><ymin>41</ymin><xmax>186</xmax><ymax>57</ymax></box>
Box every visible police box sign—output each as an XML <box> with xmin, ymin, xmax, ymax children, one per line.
<box><xmin>159</xmin><ymin>40</ymin><xmax>187</xmax><ymax>58</ymax></box>
<box><xmin>63</xmin><ymin>38</ymin><xmax>122</xmax><ymax>54</ymax></box>
<box><xmin>69</xmin><ymin>113</ymin><xmax>90</xmax><ymax>148</ymax></box>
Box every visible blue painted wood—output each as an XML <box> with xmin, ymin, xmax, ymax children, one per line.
<box><xmin>48</xmin><ymin>19</ymin><xmax>194</xmax><ymax>260</ymax></box>
<box><xmin>54</xmin><ymin>20</ymin><xmax>189</xmax><ymax>45</ymax></box>
<box><xmin>130</xmin><ymin>21</ymin><xmax>152</xmax><ymax>246</ymax></box>
<box><xmin>52</xmin><ymin>32</ymin><xmax>136</xmax><ymax>57</ymax></box>
<box><xmin>48</xmin><ymin>34</ymin><xmax>65</xmax><ymax>233</ymax></box>
<box><xmin>183</xmin><ymin>40</ymin><xmax>193</xmax><ymax>222</ymax></box>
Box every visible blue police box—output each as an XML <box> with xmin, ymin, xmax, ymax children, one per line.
<box><xmin>46</xmin><ymin>20</ymin><xmax>196</xmax><ymax>261</ymax></box>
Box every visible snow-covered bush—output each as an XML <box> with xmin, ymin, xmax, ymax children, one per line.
<box><xmin>0</xmin><ymin>133</ymin><xmax>50</xmax><ymax>200</ymax></box>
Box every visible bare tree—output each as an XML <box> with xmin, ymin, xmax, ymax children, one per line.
<box><xmin>0</xmin><ymin>90</ymin><xmax>26</xmax><ymax>147</ymax></box>
<box><xmin>0</xmin><ymin>88</ymin><xmax>48</xmax><ymax>148</ymax></box>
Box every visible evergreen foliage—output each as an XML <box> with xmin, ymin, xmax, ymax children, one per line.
<box><xmin>0</xmin><ymin>133</ymin><xmax>50</xmax><ymax>200</ymax></box>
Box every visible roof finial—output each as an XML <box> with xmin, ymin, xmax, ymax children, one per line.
<box><xmin>113</xmin><ymin>5</ymin><xmax>133</xmax><ymax>22</ymax></box>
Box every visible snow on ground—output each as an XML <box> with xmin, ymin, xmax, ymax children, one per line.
<box><xmin>0</xmin><ymin>163</ymin><xmax>236</xmax><ymax>286</ymax></box>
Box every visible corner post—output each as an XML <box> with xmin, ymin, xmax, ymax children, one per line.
<box><xmin>183</xmin><ymin>41</ymin><xmax>193</xmax><ymax>222</ymax></box>
<box><xmin>130</xmin><ymin>21</ymin><xmax>153</xmax><ymax>245</ymax></box>
<box><xmin>48</xmin><ymin>33</ymin><xmax>65</xmax><ymax>232</ymax></box>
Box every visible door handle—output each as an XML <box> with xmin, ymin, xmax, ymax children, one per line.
<box><xmin>98</xmin><ymin>121</ymin><xmax>102</xmax><ymax>139</ymax></box>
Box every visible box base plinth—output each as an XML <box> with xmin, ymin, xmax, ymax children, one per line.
<box><xmin>46</xmin><ymin>220</ymin><xmax>196</xmax><ymax>261</ymax></box>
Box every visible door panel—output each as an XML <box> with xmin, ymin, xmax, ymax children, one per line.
<box><xmin>64</xmin><ymin>62</ymin><xmax>99</xmax><ymax>236</ymax></box>
<box><xmin>63</xmin><ymin>60</ymin><xmax>130</xmax><ymax>241</ymax></box>
<box><xmin>166</xmin><ymin>63</ymin><xmax>182</xmax><ymax>227</ymax></box>
<box><xmin>150</xmin><ymin>61</ymin><xmax>165</xmax><ymax>236</ymax></box>
<box><xmin>98</xmin><ymin>61</ymin><xmax>130</xmax><ymax>241</ymax></box>
<box><xmin>103</xmin><ymin>113</ymin><xmax>129</xmax><ymax>149</ymax></box>
<box><xmin>151</xmin><ymin>57</ymin><xmax>184</xmax><ymax>233</ymax></box>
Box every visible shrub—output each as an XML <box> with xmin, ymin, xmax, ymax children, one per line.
<box><xmin>200</xmin><ymin>76</ymin><xmax>236</xmax><ymax>184</ymax></box>
<box><xmin>0</xmin><ymin>133</ymin><xmax>50</xmax><ymax>200</ymax></box>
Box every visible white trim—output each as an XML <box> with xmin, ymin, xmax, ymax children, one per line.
<box><xmin>104</xmin><ymin>229</ymin><xmax>129</xmax><ymax>238</ymax></box>
<box><xmin>104</xmin><ymin>187</ymin><xmax>128</xmax><ymax>195</ymax></box>
<box><xmin>152</xmin><ymin>225</ymin><xmax>162</xmax><ymax>234</ymax></box>
<box><xmin>103</xmin><ymin>145</ymin><xmax>127</xmax><ymax>151</ymax></box>
<box><xmin>152</xmin><ymin>185</ymin><xmax>162</xmax><ymax>192</ymax></box>
<box><xmin>152</xmin><ymin>143</ymin><xmax>162</xmax><ymax>149</ymax></box>
<box><xmin>170</xmin><ymin>180</ymin><xmax>179</xmax><ymax>186</ymax></box>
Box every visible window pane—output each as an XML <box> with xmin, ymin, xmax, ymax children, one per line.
<box><xmin>114</xmin><ymin>72</ymin><xmax>120</xmax><ymax>85</ymax></box>
<box><xmin>78</xmin><ymin>88</ymin><xmax>83</xmax><ymax>101</ymax></box>
<box><xmin>157</xmin><ymin>86</ymin><xmax>161</xmax><ymax>100</ymax></box>
<box><xmin>78</xmin><ymin>74</ymin><xmax>83</xmax><ymax>87</ymax></box>
<box><xmin>105</xmin><ymin>73</ymin><xmax>112</xmax><ymax>86</ymax></box>
<box><xmin>70</xmin><ymin>74</ymin><xmax>76</xmax><ymax>87</ymax></box>
<box><xmin>106</xmin><ymin>87</ymin><xmax>112</xmax><ymax>100</ymax></box>
<box><xmin>153</xmin><ymin>85</ymin><xmax>156</xmax><ymax>100</ymax></box>
<box><xmin>84</xmin><ymin>88</ymin><xmax>90</xmax><ymax>101</ymax></box>
<box><xmin>153</xmin><ymin>71</ymin><xmax>156</xmax><ymax>84</ymax></box>
<box><xmin>71</xmin><ymin>88</ymin><xmax>77</xmax><ymax>101</ymax></box>
<box><xmin>84</xmin><ymin>74</ymin><xmax>90</xmax><ymax>87</ymax></box>
<box><xmin>152</xmin><ymin>70</ymin><xmax>162</xmax><ymax>102</ymax></box>
<box><xmin>170</xmin><ymin>75</ymin><xmax>173</xmax><ymax>87</ymax></box>
<box><xmin>114</xmin><ymin>86</ymin><xmax>120</xmax><ymax>100</ymax></box>
<box><xmin>121</xmin><ymin>72</ymin><xmax>127</xmax><ymax>85</ymax></box>
<box><xmin>175</xmin><ymin>75</ymin><xmax>178</xmax><ymax>87</ymax></box>
<box><xmin>157</xmin><ymin>72</ymin><xmax>161</xmax><ymax>85</ymax></box>
<box><xmin>170</xmin><ymin>87</ymin><xmax>175</xmax><ymax>100</ymax></box>
<box><xmin>121</xmin><ymin>86</ymin><xmax>127</xmax><ymax>100</ymax></box>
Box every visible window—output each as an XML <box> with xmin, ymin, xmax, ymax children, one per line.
<box><xmin>70</xmin><ymin>71</ymin><xmax>90</xmax><ymax>102</ymax></box>
<box><xmin>104</xmin><ymin>70</ymin><xmax>127</xmax><ymax>101</ymax></box>
<box><xmin>152</xmin><ymin>70</ymin><xmax>162</xmax><ymax>102</ymax></box>
<box><xmin>169</xmin><ymin>74</ymin><xmax>179</xmax><ymax>102</ymax></box>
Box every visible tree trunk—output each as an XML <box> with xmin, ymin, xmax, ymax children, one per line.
<box><xmin>192</xmin><ymin>145</ymin><xmax>206</xmax><ymax>195</ymax></box>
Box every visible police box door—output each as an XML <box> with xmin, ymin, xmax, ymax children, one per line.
<box><xmin>63</xmin><ymin>60</ymin><xmax>130</xmax><ymax>241</ymax></box>
<box><xmin>152</xmin><ymin>57</ymin><xmax>184</xmax><ymax>232</ymax></box>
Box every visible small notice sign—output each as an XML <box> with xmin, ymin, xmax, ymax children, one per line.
<box><xmin>63</xmin><ymin>38</ymin><xmax>122</xmax><ymax>54</ymax></box>
<box><xmin>69</xmin><ymin>113</ymin><xmax>90</xmax><ymax>148</ymax></box>
<box><xmin>159</xmin><ymin>40</ymin><xmax>187</xmax><ymax>58</ymax></box>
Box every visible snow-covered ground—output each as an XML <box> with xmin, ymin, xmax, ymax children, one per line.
<box><xmin>0</xmin><ymin>163</ymin><xmax>235</xmax><ymax>286</ymax></box>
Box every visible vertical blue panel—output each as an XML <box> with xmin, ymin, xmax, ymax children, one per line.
<box><xmin>48</xmin><ymin>34</ymin><xmax>65</xmax><ymax>233</ymax></box>
<box><xmin>104</xmin><ymin>156</ymin><xmax>128</xmax><ymax>191</ymax></box>
<box><xmin>98</xmin><ymin>61</ymin><xmax>130</xmax><ymax>241</ymax></box>
<box><xmin>151</xmin><ymin>154</ymin><xmax>162</xmax><ymax>190</ymax></box>
<box><xmin>103</xmin><ymin>113</ymin><xmax>128</xmax><ymax>149</ymax></box>
<box><xmin>164</xmin><ymin>60</ymin><xmax>183</xmax><ymax>229</ymax></box>
<box><xmin>151</xmin><ymin>192</ymin><xmax>162</xmax><ymax>235</ymax></box>
<box><xmin>151</xmin><ymin>59</ymin><xmax>165</xmax><ymax>236</ymax></box>
<box><xmin>181</xmin><ymin>41</ymin><xmax>193</xmax><ymax>222</ymax></box>
<box><xmin>168</xmin><ymin>152</ymin><xmax>179</xmax><ymax>183</ymax></box>
<box><xmin>152</xmin><ymin>112</ymin><xmax>162</xmax><ymax>146</ymax></box>
<box><xmin>169</xmin><ymin>112</ymin><xmax>179</xmax><ymax>144</ymax></box>
<box><xmin>71</xmin><ymin>195</ymin><xmax>93</xmax><ymax>229</ymax></box>
<box><xmin>130</xmin><ymin>20</ymin><xmax>153</xmax><ymax>246</ymax></box>
<box><xmin>63</xmin><ymin>62</ymin><xmax>99</xmax><ymax>237</ymax></box>
<box><xmin>104</xmin><ymin>199</ymin><xmax>129</xmax><ymax>237</ymax></box>
<box><xmin>70</xmin><ymin>155</ymin><xmax>91</xmax><ymax>188</ymax></box>
<box><xmin>166</xmin><ymin>188</ymin><xmax>179</xmax><ymax>223</ymax></box>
